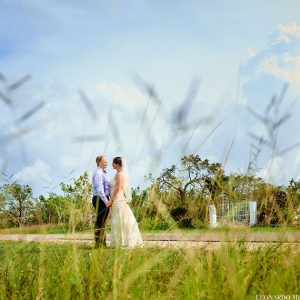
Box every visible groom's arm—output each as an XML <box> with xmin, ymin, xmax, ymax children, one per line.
<box><xmin>95</xmin><ymin>171</ymin><xmax>109</xmax><ymax>204</ymax></box>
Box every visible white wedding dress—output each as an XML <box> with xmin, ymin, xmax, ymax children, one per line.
<box><xmin>109</xmin><ymin>174</ymin><xmax>143</xmax><ymax>248</ymax></box>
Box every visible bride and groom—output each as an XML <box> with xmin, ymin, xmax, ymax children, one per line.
<box><xmin>92</xmin><ymin>155</ymin><xmax>143</xmax><ymax>248</ymax></box>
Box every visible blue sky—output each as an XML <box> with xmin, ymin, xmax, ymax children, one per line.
<box><xmin>1</xmin><ymin>1</ymin><xmax>300</xmax><ymax>195</ymax></box>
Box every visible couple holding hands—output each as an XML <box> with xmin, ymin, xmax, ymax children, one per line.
<box><xmin>92</xmin><ymin>155</ymin><xmax>143</xmax><ymax>248</ymax></box>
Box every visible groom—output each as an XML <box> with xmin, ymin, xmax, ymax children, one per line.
<box><xmin>92</xmin><ymin>155</ymin><xmax>112</xmax><ymax>247</ymax></box>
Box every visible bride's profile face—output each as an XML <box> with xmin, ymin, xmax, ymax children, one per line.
<box><xmin>112</xmin><ymin>162</ymin><xmax>122</xmax><ymax>171</ymax></box>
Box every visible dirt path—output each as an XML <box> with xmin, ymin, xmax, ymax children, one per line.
<box><xmin>0</xmin><ymin>232</ymin><xmax>299</xmax><ymax>250</ymax></box>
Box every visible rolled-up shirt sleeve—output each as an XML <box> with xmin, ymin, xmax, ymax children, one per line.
<box><xmin>94</xmin><ymin>170</ymin><xmax>109</xmax><ymax>204</ymax></box>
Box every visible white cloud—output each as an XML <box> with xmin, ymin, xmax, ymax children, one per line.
<box><xmin>96</xmin><ymin>82</ymin><xmax>146</xmax><ymax>112</ymax></box>
<box><xmin>247</xmin><ymin>47</ymin><xmax>257</xmax><ymax>58</ymax></box>
<box><xmin>2</xmin><ymin>8</ymin><xmax>300</xmax><ymax>195</ymax></box>
<box><xmin>269</xmin><ymin>22</ymin><xmax>300</xmax><ymax>46</ymax></box>
<box><xmin>59</xmin><ymin>156</ymin><xmax>77</xmax><ymax>169</ymax></box>
<box><xmin>243</xmin><ymin>23</ymin><xmax>300</xmax><ymax>94</ymax></box>
<box><xmin>13</xmin><ymin>159</ymin><xmax>51</xmax><ymax>184</ymax></box>
<box><xmin>277</xmin><ymin>22</ymin><xmax>300</xmax><ymax>38</ymax></box>
<box><xmin>258</xmin><ymin>54</ymin><xmax>300</xmax><ymax>93</ymax></box>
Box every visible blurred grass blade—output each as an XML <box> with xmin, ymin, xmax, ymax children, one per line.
<box><xmin>0</xmin><ymin>119</ymin><xmax>51</xmax><ymax>143</ymax></box>
<box><xmin>132</xmin><ymin>74</ymin><xmax>162</xmax><ymax>106</ymax></box>
<box><xmin>279</xmin><ymin>141</ymin><xmax>300</xmax><ymax>156</ymax></box>
<box><xmin>0</xmin><ymin>72</ymin><xmax>6</xmax><ymax>82</ymax></box>
<box><xmin>265</xmin><ymin>95</ymin><xmax>276</xmax><ymax>115</ymax></box>
<box><xmin>276</xmin><ymin>83</ymin><xmax>289</xmax><ymax>110</ymax></box>
<box><xmin>1</xmin><ymin>171</ymin><xmax>8</xmax><ymax>177</ymax></box>
<box><xmin>248</xmin><ymin>132</ymin><xmax>271</xmax><ymax>148</ymax></box>
<box><xmin>7</xmin><ymin>74</ymin><xmax>31</xmax><ymax>91</ymax></box>
<box><xmin>16</xmin><ymin>101</ymin><xmax>45</xmax><ymax>124</ymax></box>
<box><xmin>174</xmin><ymin>115</ymin><xmax>214</xmax><ymax>133</ymax></box>
<box><xmin>174</xmin><ymin>78</ymin><xmax>200</xmax><ymax>125</ymax></box>
<box><xmin>0</xmin><ymin>90</ymin><xmax>13</xmax><ymax>106</ymax></box>
<box><xmin>78</xmin><ymin>90</ymin><xmax>98</xmax><ymax>121</ymax></box>
<box><xmin>223</xmin><ymin>137</ymin><xmax>236</xmax><ymax>166</ymax></box>
<box><xmin>247</xmin><ymin>106</ymin><xmax>269</xmax><ymax>126</ymax></box>
<box><xmin>193</xmin><ymin>119</ymin><xmax>224</xmax><ymax>153</ymax></box>
<box><xmin>110</xmin><ymin>115</ymin><xmax>123</xmax><ymax>149</ymax></box>
<box><xmin>273</xmin><ymin>113</ymin><xmax>291</xmax><ymax>129</ymax></box>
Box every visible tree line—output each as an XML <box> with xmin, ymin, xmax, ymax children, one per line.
<box><xmin>1</xmin><ymin>155</ymin><xmax>299</xmax><ymax>230</ymax></box>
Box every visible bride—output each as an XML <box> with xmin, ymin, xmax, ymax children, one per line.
<box><xmin>109</xmin><ymin>156</ymin><xmax>143</xmax><ymax>248</ymax></box>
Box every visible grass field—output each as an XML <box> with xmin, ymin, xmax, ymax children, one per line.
<box><xmin>0</xmin><ymin>223</ymin><xmax>299</xmax><ymax>235</ymax></box>
<box><xmin>0</xmin><ymin>241</ymin><xmax>299</xmax><ymax>299</ymax></box>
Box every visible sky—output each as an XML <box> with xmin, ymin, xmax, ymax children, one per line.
<box><xmin>1</xmin><ymin>0</ymin><xmax>300</xmax><ymax>196</ymax></box>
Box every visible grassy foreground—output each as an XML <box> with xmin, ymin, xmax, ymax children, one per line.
<box><xmin>0</xmin><ymin>241</ymin><xmax>299</xmax><ymax>299</ymax></box>
<box><xmin>0</xmin><ymin>224</ymin><xmax>299</xmax><ymax>235</ymax></box>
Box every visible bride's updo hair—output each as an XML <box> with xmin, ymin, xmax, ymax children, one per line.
<box><xmin>113</xmin><ymin>156</ymin><xmax>122</xmax><ymax>166</ymax></box>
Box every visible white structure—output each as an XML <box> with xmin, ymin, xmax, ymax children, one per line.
<box><xmin>211</xmin><ymin>199</ymin><xmax>257</xmax><ymax>227</ymax></box>
<box><xmin>209</xmin><ymin>205</ymin><xmax>217</xmax><ymax>228</ymax></box>
<box><xmin>249</xmin><ymin>201</ymin><xmax>257</xmax><ymax>225</ymax></box>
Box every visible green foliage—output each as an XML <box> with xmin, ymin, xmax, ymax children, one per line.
<box><xmin>60</xmin><ymin>171</ymin><xmax>92</xmax><ymax>207</ymax></box>
<box><xmin>147</xmin><ymin>155</ymin><xmax>224</xmax><ymax>228</ymax></box>
<box><xmin>144</xmin><ymin>154</ymin><xmax>300</xmax><ymax>228</ymax></box>
<box><xmin>1</xmin><ymin>156</ymin><xmax>300</xmax><ymax>231</ymax></box>
<box><xmin>59</xmin><ymin>171</ymin><xmax>93</xmax><ymax>231</ymax></box>
<box><xmin>33</xmin><ymin>171</ymin><xmax>94</xmax><ymax>232</ymax></box>
<box><xmin>0</xmin><ymin>183</ymin><xmax>35</xmax><ymax>227</ymax></box>
<box><xmin>256</xmin><ymin>184</ymin><xmax>297</xmax><ymax>226</ymax></box>
<box><xmin>0</xmin><ymin>241</ymin><xmax>299</xmax><ymax>299</ymax></box>
<box><xmin>154</xmin><ymin>154</ymin><xmax>224</xmax><ymax>202</ymax></box>
<box><xmin>36</xmin><ymin>193</ymin><xmax>68</xmax><ymax>224</ymax></box>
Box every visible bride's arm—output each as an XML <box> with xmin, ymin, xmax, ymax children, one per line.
<box><xmin>110</xmin><ymin>173</ymin><xmax>123</xmax><ymax>203</ymax></box>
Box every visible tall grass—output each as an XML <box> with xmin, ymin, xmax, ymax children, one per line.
<box><xmin>0</xmin><ymin>241</ymin><xmax>299</xmax><ymax>299</ymax></box>
<box><xmin>1</xmin><ymin>73</ymin><xmax>300</xmax><ymax>300</ymax></box>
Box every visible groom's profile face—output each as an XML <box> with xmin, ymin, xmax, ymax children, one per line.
<box><xmin>99</xmin><ymin>156</ymin><xmax>108</xmax><ymax>169</ymax></box>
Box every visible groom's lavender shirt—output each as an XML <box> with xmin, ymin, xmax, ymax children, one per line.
<box><xmin>92</xmin><ymin>167</ymin><xmax>110</xmax><ymax>204</ymax></box>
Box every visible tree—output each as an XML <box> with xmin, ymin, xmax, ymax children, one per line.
<box><xmin>225</xmin><ymin>174</ymin><xmax>264</xmax><ymax>202</ymax></box>
<box><xmin>36</xmin><ymin>193</ymin><xmax>69</xmax><ymax>224</ymax></box>
<box><xmin>149</xmin><ymin>154</ymin><xmax>226</xmax><ymax>227</ymax></box>
<box><xmin>0</xmin><ymin>183</ymin><xmax>35</xmax><ymax>227</ymax></box>
<box><xmin>155</xmin><ymin>154</ymin><xmax>225</xmax><ymax>204</ymax></box>
<box><xmin>60</xmin><ymin>171</ymin><xmax>91</xmax><ymax>207</ymax></box>
<box><xmin>287</xmin><ymin>178</ymin><xmax>300</xmax><ymax>206</ymax></box>
<box><xmin>60</xmin><ymin>171</ymin><xmax>93</xmax><ymax>230</ymax></box>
